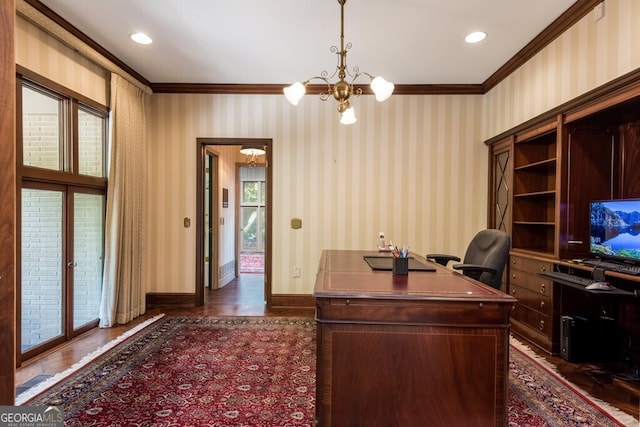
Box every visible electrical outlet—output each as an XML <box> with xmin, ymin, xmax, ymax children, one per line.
<box><xmin>293</xmin><ymin>266</ymin><xmax>301</xmax><ymax>278</ymax></box>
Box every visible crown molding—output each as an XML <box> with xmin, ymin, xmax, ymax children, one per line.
<box><xmin>150</xmin><ymin>83</ymin><xmax>484</xmax><ymax>95</ymax></box>
<box><xmin>482</xmin><ymin>0</ymin><xmax>602</xmax><ymax>91</ymax></box>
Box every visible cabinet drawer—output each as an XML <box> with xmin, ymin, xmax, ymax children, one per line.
<box><xmin>518</xmin><ymin>306</ymin><xmax>550</xmax><ymax>334</ymax></box>
<box><xmin>510</xmin><ymin>267</ymin><xmax>552</xmax><ymax>293</ymax></box>
<box><xmin>509</xmin><ymin>268</ymin><xmax>529</xmax><ymax>288</ymax></box>
<box><xmin>508</xmin><ymin>283</ymin><xmax>551</xmax><ymax>317</ymax></box>
<box><xmin>511</xmin><ymin>297</ymin><xmax>527</xmax><ymax>323</ymax></box>
<box><xmin>508</xmin><ymin>283</ymin><xmax>530</xmax><ymax>307</ymax></box>
<box><xmin>529</xmin><ymin>275</ymin><xmax>552</xmax><ymax>297</ymax></box>
<box><xmin>510</xmin><ymin>255</ymin><xmax>552</xmax><ymax>275</ymax></box>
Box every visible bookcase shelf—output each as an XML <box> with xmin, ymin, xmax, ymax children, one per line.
<box><xmin>512</xmin><ymin>127</ymin><xmax>558</xmax><ymax>256</ymax></box>
<box><xmin>513</xmin><ymin>157</ymin><xmax>556</xmax><ymax>171</ymax></box>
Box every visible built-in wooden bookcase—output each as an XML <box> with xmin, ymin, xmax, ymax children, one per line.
<box><xmin>488</xmin><ymin>71</ymin><xmax>640</xmax><ymax>356</ymax></box>
<box><xmin>512</xmin><ymin>123</ymin><xmax>559</xmax><ymax>256</ymax></box>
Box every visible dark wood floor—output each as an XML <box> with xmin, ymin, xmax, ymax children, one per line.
<box><xmin>15</xmin><ymin>274</ymin><xmax>639</xmax><ymax>420</ymax></box>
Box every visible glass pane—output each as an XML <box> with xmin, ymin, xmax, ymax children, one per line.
<box><xmin>78</xmin><ymin>109</ymin><xmax>105</xmax><ymax>177</ymax></box>
<box><xmin>73</xmin><ymin>193</ymin><xmax>104</xmax><ymax>329</ymax></box>
<box><xmin>260</xmin><ymin>181</ymin><xmax>266</xmax><ymax>204</ymax></box>
<box><xmin>21</xmin><ymin>188</ymin><xmax>63</xmax><ymax>352</ymax></box>
<box><xmin>243</xmin><ymin>182</ymin><xmax>259</xmax><ymax>204</ymax></box>
<box><xmin>22</xmin><ymin>86</ymin><xmax>63</xmax><ymax>170</ymax></box>
<box><xmin>495</xmin><ymin>151</ymin><xmax>510</xmax><ymax>233</ymax></box>
<box><xmin>241</xmin><ymin>207</ymin><xmax>258</xmax><ymax>251</ymax></box>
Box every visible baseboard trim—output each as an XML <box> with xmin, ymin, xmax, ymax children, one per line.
<box><xmin>270</xmin><ymin>294</ymin><xmax>315</xmax><ymax>309</ymax></box>
<box><xmin>146</xmin><ymin>293</ymin><xmax>196</xmax><ymax>309</ymax></box>
<box><xmin>146</xmin><ymin>292</ymin><xmax>314</xmax><ymax>310</ymax></box>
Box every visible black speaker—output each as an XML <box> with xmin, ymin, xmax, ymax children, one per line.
<box><xmin>561</xmin><ymin>315</ymin><xmax>590</xmax><ymax>362</ymax></box>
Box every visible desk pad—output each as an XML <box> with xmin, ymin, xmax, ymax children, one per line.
<box><xmin>363</xmin><ymin>256</ymin><xmax>436</xmax><ymax>272</ymax></box>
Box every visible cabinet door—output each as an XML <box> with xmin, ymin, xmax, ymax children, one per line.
<box><xmin>563</xmin><ymin>128</ymin><xmax>614</xmax><ymax>259</ymax></box>
<box><xmin>619</xmin><ymin>121</ymin><xmax>640</xmax><ymax>197</ymax></box>
<box><xmin>489</xmin><ymin>137</ymin><xmax>512</xmax><ymax>233</ymax></box>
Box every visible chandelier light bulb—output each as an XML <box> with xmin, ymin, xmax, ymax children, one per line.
<box><xmin>370</xmin><ymin>76</ymin><xmax>394</xmax><ymax>102</ymax></box>
<box><xmin>340</xmin><ymin>107</ymin><xmax>357</xmax><ymax>125</ymax></box>
<box><xmin>283</xmin><ymin>82</ymin><xmax>306</xmax><ymax>105</ymax></box>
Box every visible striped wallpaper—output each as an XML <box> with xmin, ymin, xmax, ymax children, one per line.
<box><xmin>147</xmin><ymin>93</ymin><xmax>486</xmax><ymax>294</ymax></box>
<box><xmin>14</xmin><ymin>0</ymin><xmax>640</xmax><ymax>296</ymax></box>
<box><xmin>15</xmin><ymin>15</ymin><xmax>108</xmax><ymax>106</ymax></box>
<box><xmin>483</xmin><ymin>0</ymin><xmax>640</xmax><ymax>138</ymax></box>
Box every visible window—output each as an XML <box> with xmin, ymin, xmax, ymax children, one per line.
<box><xmin>18</xmin><ymin>74</ymin><xmax>108</xmax><ymax>361</ymax></box>
<box><xmin>240</xmin><ymin>168</ymin><xmax>266</xmax><ymax>252</ymax></box>
<box><xmin>21</xmin><ymin>85</ymin><xmax>65</xmax><ymax>171</ymax></box>
<box><xmin>78</xmin><ymin>107</ymin><xmax>106</xmax><ymax>177</ymax></box>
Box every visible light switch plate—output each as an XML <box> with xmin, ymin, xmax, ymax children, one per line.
<box><xmin>291</xmin><ymin>218</ymin><xmax>302</xmax><ymax>229</ymax></box>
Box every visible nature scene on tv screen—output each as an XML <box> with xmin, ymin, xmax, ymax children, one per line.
<box><xmin>590</xmin><ymin>201</ymin><xmax>640</xmax><ymax>260</ymax></box>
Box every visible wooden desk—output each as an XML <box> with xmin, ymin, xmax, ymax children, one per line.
<box><xmin>313</xmin><ymin>250</ymin><xmax>516</xmax><ymax>427</ymax></box>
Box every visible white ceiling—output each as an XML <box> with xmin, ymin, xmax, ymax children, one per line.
<box><xmin>38</xmin><ymin>0</ymin><xmax>577</xmax><ymax>85</ymax></box>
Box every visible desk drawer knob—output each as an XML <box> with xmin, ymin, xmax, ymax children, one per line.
<box><xmin>539</xmin><ymin>320</ymin><xmax>545</xmax><ymax>331</ymax></box>
<box><xmin>539</xmin><ymin>283</ymin><xmax>546</xmax><ymax>294</ymax></box>
<box><xmin>540</xmin><ymin>301</ymin><xmax>545</xmax><ymax>309</ymax></box>
<box><xmin>540</xmin><ymin>265</ymin><xmax>547</xmax><ymax>272</ymax></box>
<box><xmin>511</xmin><ymin>289</ymin><xmax>517</xmax><ymax>296</ymax></box>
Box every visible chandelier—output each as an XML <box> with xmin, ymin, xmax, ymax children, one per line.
<box><xmin>240</xmin><ymin>146</ymin><xmax>265</xmax><ymax>167</ymax></box>
<box><xmin>283</xmin><ymin>0</ymin><xmax>394</xmax><ymax>125</ymax></box>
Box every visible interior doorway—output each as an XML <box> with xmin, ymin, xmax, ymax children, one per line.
<box><xmin>195</xmin><ymin>138</ymin><xmax>272</xmax><ymax>307</ymax></box>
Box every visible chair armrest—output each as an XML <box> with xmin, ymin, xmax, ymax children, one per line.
<box><xmin>452</xmin><ymin>264</ymin><xmax>497</xmax><ymax>276</ymax></box>
<box><xmin>425</xmin><ymin>254</ymin><xmax>461</xmax><ymax>266</ymax></box>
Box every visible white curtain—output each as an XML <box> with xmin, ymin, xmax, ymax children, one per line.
<box><xmin>99</xmin><ymin>73</ymin><xmax>148</xmax><ymax>327</ymax></box>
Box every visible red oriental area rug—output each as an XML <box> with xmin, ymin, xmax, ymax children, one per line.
<box><xmin>19</xmin><ymin>316</ymin><xmax>637</xmax><ymax>426</ymax></box>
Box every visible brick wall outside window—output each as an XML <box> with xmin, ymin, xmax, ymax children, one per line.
<box><xmin>23</xmin><ymin>113</ymin><xmax>60</xmax><ymax>170</ymax></box>
<box><xmin>21</xmin><ymin>189</ymin><xmax>63</xmax><ymax>350</ymax></box>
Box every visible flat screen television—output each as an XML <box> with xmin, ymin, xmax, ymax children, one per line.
<box><xmin>589</xmin><ymin>199</ymin><xmax>640</xmax><ymax>264</ymax></box>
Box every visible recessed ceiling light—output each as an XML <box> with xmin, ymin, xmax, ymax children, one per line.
<box><xmin>130</xmin><ymin>32</ymin><xmax>152</xmax><ymax>45</ymax></box>
<box><xmin>465</xmin><ymin>31</ymin><xmax>487</xmax><ymax>44</ymax></box>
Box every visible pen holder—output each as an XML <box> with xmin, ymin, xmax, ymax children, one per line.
<box><xmin>392</xmin><ymin>257</ymin><xmax>409</xmax><ymax>275</ymax></box>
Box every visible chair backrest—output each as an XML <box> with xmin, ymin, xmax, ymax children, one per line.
<box><xmin>462</xmin><ymin>229</ymin><xmax>511</xmax><ymax>289</ymax></box>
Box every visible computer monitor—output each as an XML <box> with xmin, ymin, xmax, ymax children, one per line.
<box><xmin>589</xmin><ymin>199</ymin><xmax>640</xmax><ymax>264</ymax></box>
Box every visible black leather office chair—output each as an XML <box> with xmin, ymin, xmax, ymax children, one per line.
<box><xmin>426</xmin><ymin>229</ymin><xmax>511</xmax><ymax>290</ymax></box>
